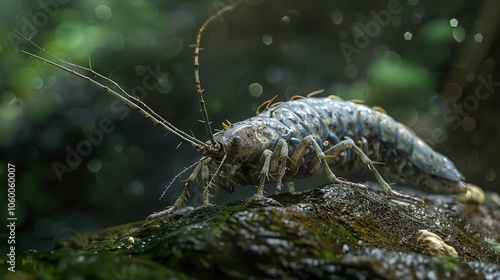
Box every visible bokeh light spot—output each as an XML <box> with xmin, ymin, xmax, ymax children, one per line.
<box><xmin>87</xmin><ymin>159</ymin><xmax>102</xmax><ymax>173</ymax></box>
<box><xmin>404</xmin><ymin>31</ymin><xmax>413</xmax><ymax>40</ymax></box>
<box><xmin>32</xmin><ymin>77</ymin><xmax>44</xmax><ymax>89</ymax></box>
<box><xmin>167</xmin><ymin>38</ymin><xmax>183</xmax><ymax>55</ymax></box>
<box><xmin>442</xmin><ymin>83</ymin><xmax>462</xmax><ymax>102</ymax></box>
<box><xmin>248</xmin><ymin>83</ymin><xmax>263</xmax><ymax>97</ymax></box>
<box><xmin>468</xmin><ymin>150</ymin><xmax>480</xmax><ymax>170</ymax></box>
<box><xmin>262</xmin><ymin>34</ymin><xmax>273</xmax><ymax>45</ymax></box>
<box><xmin>462</xmin><ymin>117</ymin><xmax>476</xmax><ymax>131</ymax></box>
<box><xmin>452</xmin><ymin>27</ymin><xmax>466</xmax><ymax>43</ymax></box>
<box><xmin>344</xmin><ymin>64</ymin><xmax>358</xmax><ymax>79</ymax></box>
<box><xmin>158</xmin><ymin>73</ymin><xmax>173</xmax><ymax>94</ymax></box>
<box><xmin>281</xmin><ymin>10</ymin><xmax>300</xmax><ymax>29</ymax></box>
<box><xmin>428</xmin><ymin>95</ymin><xmax>448</xmax><ymax>115</ymax></box>
<box><xmin>127</xmin><ymin>180</ymin><xmax>145</xmax><ymax>196</ymax></box>
<box><xmin>449</xmin><ymin>18</ymin><xmax>458</xmax><ymax>27</ymax></box>
<box><xmin>95</xmin><ymin>5</ymin><xmax>112</xmax><ymax>21</ymax></box>
<box><xmin>486</xmin><ymin>169</ymin><xmax>496</xmax><ymax>182</ymax></box>
<box><xmin>114</xmin><ymin>144</ymin><xmax>123</xmax><ymax>152</ymax></box>
<box><xmin>474</xmin><ymin>33</ymin><xmax>483</xmax><ymax>43</ymax></box>
<box><xmin>330</xmin><ymin>10</ymin><xmax>343</xmax><ymax>25</ymax></box>
<box><xmin>466</xmin><ymin>72</ymin><xmax>475</xmax><ymax>82</ymax></box>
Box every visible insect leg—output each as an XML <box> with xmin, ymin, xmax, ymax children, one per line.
<box><xmin>257</xmin><ymin>149</ymin><xmax>273</xmax><ymax>195</ymax></box>
<box><xmin>289</xmin><ymin>136</ymin><xmax>367</xmax><ymax>191</ymax></box>
<box><xmin>256</xmin><ymin>139</ymin><xmax>289</xmax><ymax>195</ymax></box>
<box><xmin>146</xmin><ymin>157</ymin><xmax>209</xmax><ymax>221</ymax></box>
<box><xmin>321</xmin><ymin>139</ymin><xmax>424</xmax><ymax>205</ymax></box>
<box><xmin>201</xmin><ymin>160</ymin><xmax>211</xmax><ymax>205</ymax></box>
<box><xmin>269</xmin><ymin>139</ymin><xmax>288</xmax><ymax>195</ymax></box>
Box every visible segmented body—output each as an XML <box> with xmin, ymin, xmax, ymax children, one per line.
<box><xmin>209</xmin><ymin>97</ymin><xmax>466</xmax><ymax>196</ymax></box>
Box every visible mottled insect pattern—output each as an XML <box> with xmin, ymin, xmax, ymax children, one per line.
<box><xmin>20</xmin><ymin>5</ymin><xmax>467</xmax><ymax>221</ymax></box>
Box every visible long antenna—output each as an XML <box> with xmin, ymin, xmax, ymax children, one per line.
<box><xmin>194</xmin><ymin>5</ymin><xmax>236</xmax><ymax>145</ymax></box>
<box><xmin>18</xmin><ymin>32</ymin><xmax>207</xmax><ymax>149</ymax></box>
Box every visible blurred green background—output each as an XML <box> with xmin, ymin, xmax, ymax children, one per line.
<box><xmin>1</xmin><ymin>0</ymin><xmax>499</xmax><ymax>253</ymax></box>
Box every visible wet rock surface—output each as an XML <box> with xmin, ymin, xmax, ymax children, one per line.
<box><xmin>4</xmin><ymin>184</ymin><xmax>500</xmax><ymax>279</ymax></box>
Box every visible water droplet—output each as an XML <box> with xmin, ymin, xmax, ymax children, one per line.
<box><xmin>248</xmin><ymin>83</ymin><xmax>263</xmax><ymax>97</ymax></box>
<box><xmin>404</xmin><ymin>31</ymin><xmax>413</xmax><ymax>40</ymax></box>
<box><xmin>262</xmin><ymin>34</ymin><xmax>273</xmax><ymax>45</ymax></box>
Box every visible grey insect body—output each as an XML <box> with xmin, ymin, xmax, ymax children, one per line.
<box><xmin>206</xmin><ymin>97</ymin><xmax>466</xmax><ymax>204</ymax></box>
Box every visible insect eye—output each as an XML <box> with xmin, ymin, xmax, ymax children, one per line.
<box><xmin>231</xmin><ymin>136</ymin><xmax>242</xmax><ymax>146</ymax></box>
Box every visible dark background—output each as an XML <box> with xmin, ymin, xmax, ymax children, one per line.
<box><xmin>1</xmin><ymin>0</ymin><xmax>499</xmax><ymax>253</ymax></box>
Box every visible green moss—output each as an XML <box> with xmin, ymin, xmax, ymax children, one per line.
<box><xmin>5</xmin><ymin>185</ymin><xmax>500</xmax><ymax>278</ymax></box>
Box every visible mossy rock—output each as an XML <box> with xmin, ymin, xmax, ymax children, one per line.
<box><xmin>3</xmin><ymin>184</ymin><xmax>500</xmax><ymax>279</ymax></box>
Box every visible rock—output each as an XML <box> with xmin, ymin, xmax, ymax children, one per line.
<box><xmin>4</xmin><ymin>184</ymin><xmax>500</xmax><ymax>279</ymax></box>
<box><xmin>416</xmin><ymin>229</ymin><xmax>458</xmax><ymax>257</ymax></box>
